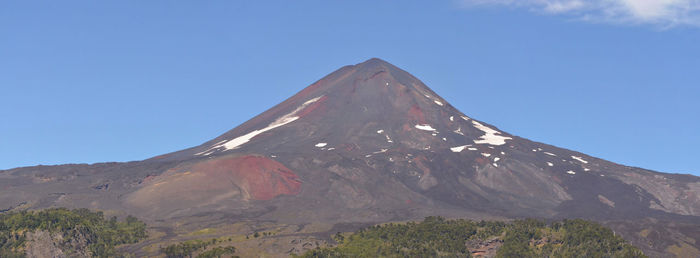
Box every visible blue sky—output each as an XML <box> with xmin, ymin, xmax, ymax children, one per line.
<box><xmin>1</xmin><ymin>1</ymin><xmax>698</xmax><ymax>176</ymax></box>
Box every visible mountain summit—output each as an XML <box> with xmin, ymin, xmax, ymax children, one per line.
<box><xmin>2</xmin><ymin>58</ymin><xmax>699</xmax><ymax>257</ymax></box>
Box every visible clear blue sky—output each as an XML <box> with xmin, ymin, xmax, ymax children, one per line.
<box><xmin>1</xmin><ymin>1</ymin><xmax>698</xmax><ymax>176</ymax></box>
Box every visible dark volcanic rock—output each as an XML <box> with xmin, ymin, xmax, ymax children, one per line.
<box><xmin>1</xmin><ymin>58</ymin><xmax>698</xmax><ymax>257</ymax></box>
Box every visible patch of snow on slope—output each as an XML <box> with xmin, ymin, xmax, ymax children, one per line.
<box><xmin>494</xmin><ymin>157</ymin><xmax>500</xmax><ymax>162</ymax></box>
<box><xmin>451</xmin><ymin>145</ymin><xmax>468</xmax><ymax>152</ymax></box>
<box><xmin>471</xmin><ymin>121</ymin><xmax>512</xmax><ymax>146</ymax></box>
<box><xmin>461</xmin><ymin>115</ymin><xmax>470</xmax><ymax>121</ymax></box>
<box><xmin>196</xmin><ymin>96</ymin><xmax>323</xmax><ymax>154</ymax></box>
<box><xmin>567</xmin><ymin>170</ymin><xmax>576</xmax><ymax>175</ymax></box>
<box><xmin>454</xmin><ymin>127</ymin><xmax>464</xmax><ymax>135</ymax></box>
<box><xmin>544</xmin><ymin>152</ymin><xmax>557</xmax><ymax>156</ymax></box>
<box><xmin>547</xmin><ymin>162</ymin><xmax>554</xmax><ymax>167</ymax></box>
<box><xmin>434</xmin><ymin>100</ymin><xmax>444</xmax><ymax>106</ymax></box>
<box><xmin>482</xmin><ymin>153</ymin><xmax>491</xmax><ymax>157</ymax></box>
<box><xmin>571</xmin><ymin>156</ymin><xmax>589</xmax><ymax>164</ymax></box>
<box><xmin>468</xmin><ymin>147</ymin><xmax>478</xmax><ymax>151</ymax></box>
<box><xmin>377</xmin><ymin>129</ymin><xmax>384</xmax><ymax>134</ymax></box>
<box><xmin>315</xmin><ymin>143</ymin><xmax>327</xmax><ymax>147</ymax></box>
<box><xmin>450</xmin><ymin>116</ymin><xmax>454</xmax><ymax>122</ymax></box>
<box><xmin>415</xmin><ymin>124</ymin><xmax>436</xmax><ymax>131</ymax></box>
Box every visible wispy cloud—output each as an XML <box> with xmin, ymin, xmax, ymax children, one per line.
<box><xmin>459</xmin><ymin>0</ymin><xmax>700</xmax><ymax>27</ymax></box>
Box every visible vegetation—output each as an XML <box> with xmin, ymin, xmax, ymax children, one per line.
<box><xmin>298</xmin><ymin>217</ymin><xmax>646</xmax><ymax>258</ymax></box>
<box><xmin>162</xmin><ymin>237</ymin><xmax>238</xmax><ymax>258</ymax></box>
<box><xmin>0</xmin><ymin>208</ymin><xmax>147</xmax><ymax>257</ymax></box>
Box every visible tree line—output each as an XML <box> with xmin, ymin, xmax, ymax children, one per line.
<box><xmin>0</xmin><ymin>208</ymin><xmax>147</xmax><ymax>257</ymax></box>
<box><xmin>298</xmin><ymin>216</ymin><xmax>646</xmax><ymax>258</ymax></box>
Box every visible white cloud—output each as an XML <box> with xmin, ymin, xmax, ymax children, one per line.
<box><xmin>459</xmin><ymin>0</ymin><xmax>700</xmax><ymax>27</ymax></box>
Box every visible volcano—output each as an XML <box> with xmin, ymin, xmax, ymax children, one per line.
<box><xmin>1</xmin><ymin>58</ymin><xmax>699</xmax><ymax>257</ymax></box>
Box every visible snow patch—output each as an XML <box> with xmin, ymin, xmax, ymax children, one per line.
<box><xmin>196</xmin><ymin>96</ymin><xmax>323</xmax><ymax>155</ymax></box>
<box><xmin>327</xmin><ymin>148</ymin><xmax>335</xmax><ymax>151</ymax></box>
<box><xmin>494</xmin><ymin>157</ymin><xmax>500</xmax><ymax>162</ymax></box>
<box><xmin>454</xmin><ymin>127</ymin><xmax>464</xmax><ymax>135</ymax></box>
<box><xmin>434</xmin><ymin>100</ymin><xmax>444</xmax><ymax>106</ymax></box>
<box><xmin>442</xmin><ymin>137</ymin><xmax>447</xmax><ymax>141</ymax></box>
<box><xmin>450</xmin><ymin>116</ymin><xmax>454</xmax><ymax>122</ymax></box>
<box><xmin>472</xmin><ymin>121</ymin><xmax>512</xmax><ymax>146</ymax></box>
<box><xmin>385</xmin><ymin>134</ymin><xmax>393</xmax><ymax>143</ymax></box>
<box><xmin>544</xmin><ymin>152</ymin><xmax>557</xmax><ymax>156</ymax></box>
<box><xmin>450</xmin><ymin>145</ymin><xmax>468</xmax><ymax>152</ymax></box>
<box><xmin>461</xmin><ymin>116</ymin><xmax>470</xmax><ymax>121</ymax></box>
<box><xmin>315</xmin><ymin>142</ymin><xmax>327</xmax><ymax>148</ymax></box>
<box><xmin>567</xmin><ymin>170</ymin><xmax>576</xmax><ymax>175</ymax></box>
<box><xmin>481</xmin><ymin>153</ymin><xmax>492</xmax><ymax>157</ymax></box>
<box><xmin>373</xmin><ymin>149</ymin><xmax>388</xmax><ymax>154</ymax></box>
<box><xmin>415</xmin><ymin>124</ymin><xmax>436</xmax><ymax>131</ymax></box>
<box><xmin>571</xmin><ymin>156</ymin><xmax>589</xmax><ymax>164</ymax></box>
<box><xmin>468</xmin><ymin>147</ymin><xmax>478</xmax><ymax>151</ymax></box>
<box><xmin>493</xmin><ymin>163</ymin><xmax>498</xmax><ymax>167</ymax></box>
<box><xmin>377</xmin><ymin>129</ymin><xmax>384</xmax><ymax>134</ymax></box>
<box><xmin>547</xmin><ymin>162</ymin><xmax>554</xmax><ymax>167</ymax></box>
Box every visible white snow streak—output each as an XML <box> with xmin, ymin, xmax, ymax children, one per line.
<box><xmin>547</xmin><ymin>162</ymin><xmax>554</xmax><ymax>167</ymax></box>
<box><xmin>571</xmin><ymin>156</ymin><xmax>589</xmax><ymax>164</ymax></box>
<box><xmin>544</xmin><ymin>152</ymin><xmax>557</xmax><ymax>156</ymax></box>
<box><xmin>434</xmin><ymin>100</ymin><xmax>444</xmax><ymax>106</ymax></box>
<box><xmin>315</xmin><ymin>142</ymin><xmax>327</xmax><ymax>147</ymax></box>
<box><xmin>482</xmin><ymin>153</ymin><xmax>492</xmax><ymax>157</ymax></box>
<box><xmin>196</xmin><ymin>96</ymin><xmax>322</xmax><ymax>155</ymax></box>
<box><xmin>472</xmin><ymin>121</ymin><xmax>512</xmax><ymax>146</ymax></box>
<box><xmin>415</xmin><ymin>124</ymin><xmax>437</xmax><ymax>131</ymax></box>
<box><xmin>451</xmin><ymin>145</ymin><xmax>468</xmax><ymax>152</ymax></box>
<box><xmin>567</xmin><ymin>170</ymin><xmax>576</xmax><ymax>175</ymax></box>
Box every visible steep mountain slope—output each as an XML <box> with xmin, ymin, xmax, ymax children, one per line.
<box><xmin>1</xmin><ymin>58</ymin><xmax>698</xmax><ymax>257</ymax></box>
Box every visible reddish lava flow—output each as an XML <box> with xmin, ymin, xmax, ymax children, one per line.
<box><xmin>408</xmin><ymin>104</ymin><xmax>426</xmax><ymax>124</ymax></box>
<box><xmin>296</xmin><ymin>95</ymin><xmax>327</xmax><ymax>118</ymax></box>
<box><xmin>191</xmin><ymin>155</ymin><xmax>301</xmax><ymax>200</ymax></box>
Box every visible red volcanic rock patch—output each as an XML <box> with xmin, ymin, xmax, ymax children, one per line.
<box><xmin>127</xmin><ymin>155</ymin><xmax>301</xmax><ymax>211</ymax></box>
<box><xmin>408</xmin><ymin>104</ymin><xmax>426</xmax><ymax>123</ymax></box>
<box><xmin>191</xmin><ymin>155</ymin><xmax>301</xmax><ymax>200</ymax></box>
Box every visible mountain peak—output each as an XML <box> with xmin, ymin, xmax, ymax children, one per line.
<box><xmin>355</xmin><ymin>57</ymin><xmax>392</xmax><ymax>68</ymax></box>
